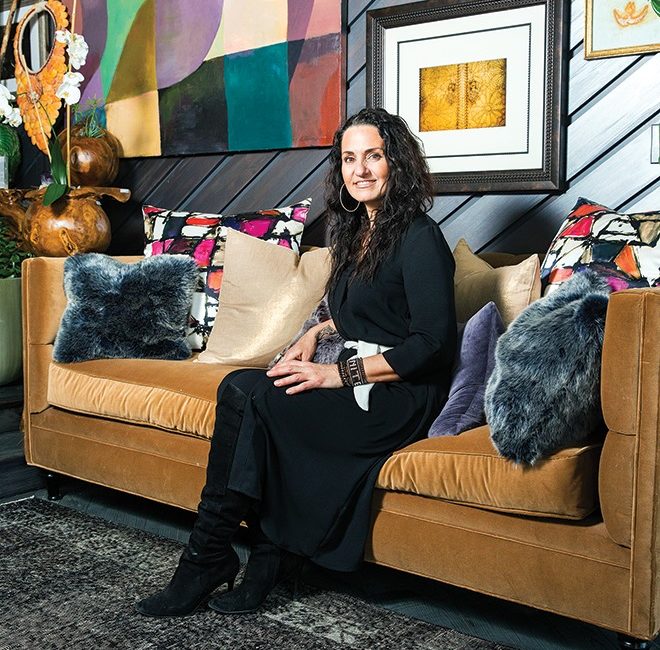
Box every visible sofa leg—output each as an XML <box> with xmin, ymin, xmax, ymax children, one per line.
<box><xmin>44</xmin><ymin>471</ymin><xmax>62</xmax><ymax>501</ymax></box>
<box><xmin>618</xmin><ymin>634</ymin><xmax>652</xmax><ymax>649</ymax></box>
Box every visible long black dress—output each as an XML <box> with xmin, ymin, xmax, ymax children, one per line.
<box><xmin>214</xmin><ymin>214</ymin><xmax>456</xmax><ymax>572</ymax></box>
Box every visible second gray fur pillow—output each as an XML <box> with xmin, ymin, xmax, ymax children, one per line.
<box><xmin>485</xmin><ymin>270</ymin><xmax>611</xmax><ymax>465</ymax></box>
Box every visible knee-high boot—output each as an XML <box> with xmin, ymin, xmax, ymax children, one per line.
<box><xmin>135</xmin><ymin>381</ymin><xmax>254</xmax><ymax>617</ymax></box>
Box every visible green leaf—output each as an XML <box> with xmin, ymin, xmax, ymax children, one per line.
<box><xmin>48</xmin><ymin>135</ymin><xmax>68</xmax><ymax>186</ymax></box>
<box><xmin>43</xmin><ymin>182</ymin><xmax>68</xmax><ymax>206</ymax></box>
<box><xmin>652</xmin><ymin>0</ymin><xmax>660</xmax><ymax>17</ymax></box>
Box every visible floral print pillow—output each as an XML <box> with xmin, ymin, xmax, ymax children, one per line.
<box><xmin>143</xmin><ymin>199</ymin><xmax>310</xmax><ymax>349</ymax></box>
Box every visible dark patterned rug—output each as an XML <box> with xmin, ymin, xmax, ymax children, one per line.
<box><xmin>0</xmin><ymin>498</ymin><xmax>510</xmax><ymax>649</ymax></box>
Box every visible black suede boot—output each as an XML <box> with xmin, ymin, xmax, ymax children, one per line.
<box><xmin>135</xmin><ymin>379</ymin><xmax>255</xmax><ymax>618</ymax></box>
<box><xmin>208</xmin><ymin>521</ymin><xmax>304</xmax><ymax>614</ymax></box>
<box><xmin>134</xmin><ymin>489</ymin><xmax>252</xmax><ymax>617</ymax></box>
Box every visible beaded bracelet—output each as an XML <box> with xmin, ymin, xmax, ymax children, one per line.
<box><xmin>337</xmin><ymin>360</ymin><xmax>351</xmax><ymax>387</ymax></box>
<box><xmin>347</xmin><ymin>356</ymin><xmax>368</xmax><ymax>386</ymax></box>
<box><xmin>337</xmin><ymin>357</ymin><xmax>368</xmax><ymax>387</ymax></box>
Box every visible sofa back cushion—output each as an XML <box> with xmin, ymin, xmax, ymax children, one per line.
<box><xmin>453</xmin><ymin>239</ymin><xmax>541</xmax><ymax>327</ymax></box>
<box><xmin>196</xmin><ymin>230</ymin><xmax>330</xmax><ymax>368</ymax></box>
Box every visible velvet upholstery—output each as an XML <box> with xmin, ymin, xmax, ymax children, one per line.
<box><xmin>377</xmin><ymin>427</ymin><xmax>602</xmax><ymax>519</ymax></box>
<box><xmin>20</xmin><ymin>257</ymin><xmax>660</xmax><ymax>642</ymax></box>
<box><xmin>48</xmin><ymin>359</ymin><xmax>245</xmax><ymax>439</ymax></box>
<box><xmin>599</xmin><ymin>289</ymin><xmax>660</xmax><ymax>637</ymax></box>
<box><xmin>366</xmin><ymin>491</ymin><xmax>631</xmax><ymax>631</ymax></box>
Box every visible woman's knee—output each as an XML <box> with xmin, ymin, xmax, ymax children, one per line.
<box><xmin>216</xmin><ymin>368</ymin><xmax>267</xmax><ymax>402</ymax></box>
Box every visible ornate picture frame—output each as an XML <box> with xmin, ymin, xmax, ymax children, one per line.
<box><xmin>585</xmin><ymin>0</ymin><xmax>660</xmax><ymax>59</ymax></box>
<box><xmin>366</xmin><ymin>0</ymin><xmax>570</xmax><ymax>193</ymax></box>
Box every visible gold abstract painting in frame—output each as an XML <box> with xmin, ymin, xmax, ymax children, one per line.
<box><xmin>585</xmin><ymin>0</ymin><xmax>660</xmax><ymax>59</ymax></box>
<box><xmin>366</xmin><ymin>0</ymin><xmax>570</xmax><ymax>193</ymax></box>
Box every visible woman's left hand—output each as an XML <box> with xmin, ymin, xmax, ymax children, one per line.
<box><xmin>266</xmin><ymin>360</ymin><xmax>342</xmax><ymax>394</ymax></box>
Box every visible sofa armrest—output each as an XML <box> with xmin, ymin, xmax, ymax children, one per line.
<box><xmin>598</xmin><ymin>286</ymin><xmax>659</xmax><ymax>637</ymax></box>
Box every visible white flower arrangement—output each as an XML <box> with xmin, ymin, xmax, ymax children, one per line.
<box><xmin>0</xmin><ymin>86</ymin><xmax>22</xmax><ymax>127</ymax></box>
<box><xmin>55</xmin><ymin>30</ymin><xmax>89</xmax><ymax>105</ymax></box>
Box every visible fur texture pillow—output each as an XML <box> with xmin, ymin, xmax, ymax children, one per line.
<box><xmin>485</xmin><ymin>271</ymin><xmax>611</xmax><ymax>465</ymax></box>
<box><xmin>269</xmin><ymin>296</ymin><xmax>346</xmax><ymax>368</ymax></box>
<box><xmin>53</xmin><ymin>254</ymin><xmax>198</xmax><ymax>363</ymax></box>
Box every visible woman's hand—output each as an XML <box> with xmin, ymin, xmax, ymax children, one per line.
<box><xmin>279</xmin><ymin>328</ymin><xmax>318</xmax><ymax>363</ymax></box>
<box><xmin>278</xmin><ymin>319</ymin><xmax>336</xmax><ymax>364</ymax></box>
<box><xmin>266</xmin><ymin>360</ymin><xmax>342</xmax><ymax>394</ymax></box>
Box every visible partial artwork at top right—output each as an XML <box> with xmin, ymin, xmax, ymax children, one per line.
<box><xmin>585</xmin><ymin>0</ymin><xmax>660</xmax><ymax>58</ymax></box>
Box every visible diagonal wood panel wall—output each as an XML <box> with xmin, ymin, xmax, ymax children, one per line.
<box><xmin>17</xmin><ymin>0</ymin><xmax>660</xmax><ymax>256</ymax></box>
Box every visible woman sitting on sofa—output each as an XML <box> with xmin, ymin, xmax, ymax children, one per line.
<box><xmin>136</xmin><ymin>107</ymin><xmax>457</xmax><ymax>617</ymax></box>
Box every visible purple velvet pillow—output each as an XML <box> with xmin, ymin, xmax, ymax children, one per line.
<box><xmin>428</xmin><ymin>301</ymin><xmax>504</xmax><ymax>437</ymax></box>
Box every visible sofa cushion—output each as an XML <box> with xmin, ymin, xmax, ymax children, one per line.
<box><xmin>376</xmin><ymin>426</ymin><xmax>601</xmax><ymax>519</ymax></box>
<box><xmin>428</xmin><ymin>301</ymin><xmax>504</xmax><ymax>438</ymax></box>
<box><xmin>197</xmin><ymin>230</ymin><xmax>331</xmax><ymax>368</ymax></box>
<box><xmin>52</xmin><ymin>254</ymin><xmax>198</xmax><ymax>364</ymax></box>
<box><xmin>453</xmin><ymin>239</ymin><xmax>541</xmax><ymax>327</ymax></box>
<box><xmin>540</xmin><ymin>197</ymin><xmax>660</xmax><ymax>294</ymax></box>
<box><xmin>47</xmin><ymin>359</ymin><xmax>246</xmax><ymax>439</ymax></box>
<box><xmin>143</xmin><ymin>199</ymin><xmax>310</xmax><ymax>349</ymax></box>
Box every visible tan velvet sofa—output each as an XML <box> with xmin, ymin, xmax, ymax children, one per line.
<box><xmin>22</xmin><ymin>256</ymin><xmax>659</xmax><ymax>649</ymax></box>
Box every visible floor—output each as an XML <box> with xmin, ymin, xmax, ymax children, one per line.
<box><xmin>2</xmin><ymin>383</ymin><xmax>657</xmax><ymax>650</ymax></box>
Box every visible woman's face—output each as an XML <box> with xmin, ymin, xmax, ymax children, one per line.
<box><xmin>340</xmin><ymin>125</ymin><xmax>389</xmax><ymax>217</ymax></box>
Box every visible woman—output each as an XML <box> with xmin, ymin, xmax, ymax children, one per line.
<box><xmin>135</xmin><ymin>107</ymin><xmax>457</xmax><ymax>617</ymax></box>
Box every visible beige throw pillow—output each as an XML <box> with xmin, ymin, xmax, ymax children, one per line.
<box><xmin>453</xmin><ymin>239</ymin><xmax>541</xmax><ymax>327</ymax></box>
<box><xmin>197</xmin><ymin>229</ymin><xmax>331</xmax><ymax>368</ymax></box>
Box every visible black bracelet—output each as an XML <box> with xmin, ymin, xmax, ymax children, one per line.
<box><xmin>347</xmin><ymin>356</ymin><xmax>368</xmax><ymax>386</ymax></box>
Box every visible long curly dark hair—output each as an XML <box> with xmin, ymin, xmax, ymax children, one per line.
<box><xmin>325</xmin><ymin>107</ymin><xmax>433</xmax><ymax>289</ymax></box>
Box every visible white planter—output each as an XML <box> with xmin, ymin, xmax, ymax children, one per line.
<box><xmin>0</xmin><ymin>276</ymin><xmax>22</xmax><ymax>385</ymax></box>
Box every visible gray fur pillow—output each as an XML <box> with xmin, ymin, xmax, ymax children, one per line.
<box><xmin>485</xmin><ymin>271</ymin><xmax>611</xmax><ymax>465</ymax></box>
<box><xmin>269</xmin><ymin>295</ymin><xmax>345</xmax><ymax>368</ymax></box>
<box><xmin>53</xmin><ymin>253</ymin><xmax>198</xmax><ymax>363</ymax></box>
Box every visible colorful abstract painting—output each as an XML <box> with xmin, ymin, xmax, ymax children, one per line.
<box><xmin>71</xmin><ymin>0</ymin><xmax>345</xmax><ymax>157</ymax></box>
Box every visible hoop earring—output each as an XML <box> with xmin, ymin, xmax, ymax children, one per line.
<box><xmin>339</xmin><ymin>183</ymin><xmax>360</xmax><ymax>213</ymax></box>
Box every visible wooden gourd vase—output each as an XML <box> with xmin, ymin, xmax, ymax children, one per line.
<box><xmin>57</xmin><ymin>124</ymin><xmax>122</xmax><ymax>187</ymax></box>
<box><xmin>0</xmin><ymin>186</ymin><xmax>131</xmax><ymax>257</ymax></box>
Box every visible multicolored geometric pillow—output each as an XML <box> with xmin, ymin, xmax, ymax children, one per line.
<box><xmin>143</xmin><ymin>199</ymin><xmax>310</xmax><ymax>349</ymax></box>
<box><xmin>541</xmin><ymin>198</ymin><xmax>660</xmax><ymax>294</ymax></box>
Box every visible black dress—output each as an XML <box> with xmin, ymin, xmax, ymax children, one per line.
<box><xmin>216</xmin><ymin>214</ymin><xmax>456</xmax><ymax>572</ymax></box>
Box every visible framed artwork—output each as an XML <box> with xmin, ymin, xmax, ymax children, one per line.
<box><xmin>366</xmin><ymin>0</ymin><xmax>570</xmax><ymax>193</ymax></box>
<box><xmin>1</xmin><ymin>0</ymin><xmax>53</xmax><ymax>93</ymax></box>
<box><xmin>74</xmin><ymin>0</ymin><xmax>346</xmax><ymax>157</ymax></box>
<box><xmin>585</xmin><ymin>0</ymin><xmax>660</xmax><ymax>59</ymax></box>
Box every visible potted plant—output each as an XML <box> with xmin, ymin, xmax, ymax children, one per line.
<box><xmin>0</xmin><ymin>215</ymin><xmax>30</xmax><ymax>385</ymax></box>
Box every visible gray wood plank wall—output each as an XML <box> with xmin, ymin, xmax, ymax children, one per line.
<box><xmin>16</xmin><ymin>0</ymin><xmax>660</xmax><ymax>255</ymax></box>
